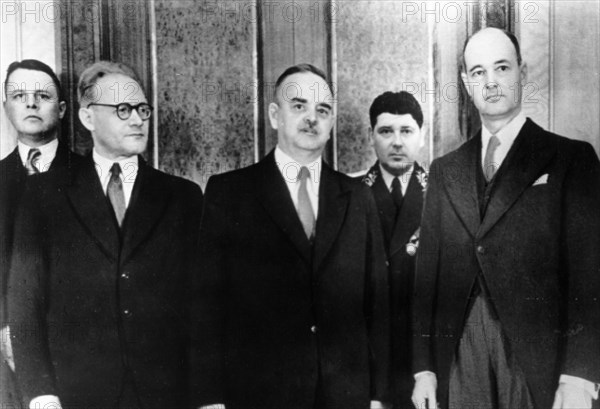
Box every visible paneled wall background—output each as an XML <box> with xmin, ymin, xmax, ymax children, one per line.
<box><xmin>2</xmin><ymin>0</ymin><xmax>599</xmax><ymax>189</ymax></box>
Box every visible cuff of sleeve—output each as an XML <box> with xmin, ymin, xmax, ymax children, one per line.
<box><xmin>30</xmin><ymin>395</ymin><xmax>62</xmax><ymax>409</ymax></box>
<box><xmin>414</xmin><ymin>370</ymin><xmax>436</xmax><ymax>381</ymax></box>
<box><xmin>560</xmin><ymin>374</ymin><xmax>599</xmax><ymax>400</ymax></box>
<box><xmin>199</xmin><ymin>405</ymin><xmax>226</xmax><ymax>409</ymax></box>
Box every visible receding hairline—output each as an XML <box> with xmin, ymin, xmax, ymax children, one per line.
<box><xmin>462</xmin><ymin>27</ymin><xmax>522</xmax><ymax>72</ymax></box>
<box><xmin>273</xmin><ymin>71</ymin><xmax>333</xmax><ymax>106</ymax></box>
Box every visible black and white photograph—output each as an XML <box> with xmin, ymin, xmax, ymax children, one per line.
<box><xmin>1</xmin><ymin>1</ymin><xmax>599</xmax><ymax>408</ymax></box>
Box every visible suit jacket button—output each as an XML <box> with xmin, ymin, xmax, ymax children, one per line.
<box><xmin>310</xmin><ymin>325</ymin><xmax>317</xmax><ymax>334</ymax></box>
<box><xmin>123</xmin><ymin>309</ymin><xmax>131</xmax><ymax>316</ymax></box>
<box><xmin>477</xmin><ymin>245</ymin><xmax>485</xmax><ymax>254</ymax></box>
<box><xmin>121</xmin><ymin>272</ymin><xmax>129</xmax><ymax>279</ymax></box>
<box><xmin>385</xmin><ymin>261</ymin><xmax>390</xmax><ymax>267</ymax></box>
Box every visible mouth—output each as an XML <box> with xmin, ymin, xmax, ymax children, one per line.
<box><xmin>300</xmin><ymin>128</ymin><xmax>318</xmax><ymax>136</ymax></box>
<box><xmin>484</xmin><ymin>93</ymin><xmax>503</xmax><ymax>103</ymax></box>
<box><xmin>24</xmin><ymin>115</ymin><xmax>42</xmax><ymax>121</ymax></box>
<box><xmin>127</xmin><ymin>133</ymin><xmax>146</xmax><ymax>138</ymax></box>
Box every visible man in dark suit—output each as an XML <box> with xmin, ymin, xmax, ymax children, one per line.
<box><xmin>192</xmin><ymin>64</ymin><xmax>391</xmax><ymax>409</ymax></box>
<box><xmin>8</xmin><ymin>61</ymin><xmax>203</xmax><ymax>409</ymax></box>
<box><xmin>0</xmin><ymin>59</ymin><xmax>74</xmax><ymax>409</ymax></box>
<box><xmin>359</xmin><ymin>91</ymin><xmax>427</xmax><ymax>409</ymax></box>
<box><xmin>412</xmin><ymin>28</ymin><xmax>600</xmax><ymax>409</ymax></box>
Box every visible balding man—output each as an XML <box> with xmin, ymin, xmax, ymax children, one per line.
<box><xmin>411</xmin><ymin>28</ymin><xmax>600</xmax><ymax>409</ymax></box>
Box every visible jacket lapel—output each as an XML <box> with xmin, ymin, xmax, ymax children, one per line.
<box><xmin>443</xmin><ymin>136</ymin><xmax>481</xmax><ymax>238</ymax></box>
<box><xmin>257</xmin><ymin>152</ymin><xmax>313</xmax><ymax>266</ymax></box>
<box><xmin>389</xmin><ymin>164</ymin><xmax>425</xmax><ymax>258</ymax></box>
<box><xmin>120</xmin><ymin>160</ymin><xmax>171</xmax><ymax>265</ymax></box>
<box><xmin>65</xmin><ymin>156</ymin><xmax>120</xmax><ymax>262</ymax></box>
<box><xmin>478</xmin><ymin>119</ymin><xmax>556</xmax><ymax>238</ymax></box>
<box><xmin>312</xmin><ymin>163</ymin><xmax>351</xmax><ymax>273</ymax></box>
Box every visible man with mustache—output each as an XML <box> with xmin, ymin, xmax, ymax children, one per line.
<box><xmin>192</xmin><ymin>64</ymin><xmax>391</xmax><ymax>409</ymax></box>
<box><xmin>358</xmin><ymin>91</ymin><xmax>426</xmax><ymax>409</ymax></box>
<box><xmin>8</xmin><ymin>61</ymin><xmax>203</xmax><ymax>409</ymax></box>
<box><xmin>0</xmin><ymin>59</ymin><xmax>76</xmax><ymax>408</ymax></box>
<box><xmin>411</xmin><ymin>27</ymin><xmax>600</xmax><ymax>409</ymax></box>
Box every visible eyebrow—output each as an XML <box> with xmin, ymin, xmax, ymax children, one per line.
<box><xmin>468</xmin><ymin>58</ymin><xmax>513</xmax><ymax>73</ymax></box>
<box><xmin>290</xmin><ymin>97</ymin><xmax>307</xmax><ymax>104</ymax></box>
<box><xmin>317</xmin><ymin>102</ymin><xmax>332</xmax><ymax>111</ymax></box>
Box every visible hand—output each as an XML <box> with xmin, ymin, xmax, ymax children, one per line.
<box><xmin>412</xmin><ymin>372</ymin><xmax>437</xmax><ymax>409</ymax></box>
<box><xmin>552</xmin><ymin>383</ymin><xmax>593</xmax><ymax>409</ymax></box>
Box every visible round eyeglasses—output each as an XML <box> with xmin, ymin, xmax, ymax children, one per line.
<box><xmin>87</xmin><ymin>102</ymin><xmax>153</xmax><ymax>121</ymax></box>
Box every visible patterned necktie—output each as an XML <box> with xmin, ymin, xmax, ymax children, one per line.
<box><xmin>107</xmin><ymin>163</ymin><xmax>126</xmax><ymax>226</ymax></box>
<box><xmin>391</xmin><ymin>177</ymin><xmax>403</xmax><ymax>209</ymax></box>
<box><xmin>297</xmin><ymin>166</ymin><xmax>315</xmax><ymax>239</ymax></box>
<box><xmin>25</xmin><ymin>148</ymin><xmax>41</xmax><ymax>175</ymax></box>
<box><xmin>483</xmin><ymin>135</ymin><xmax>501</xmax><ymax>182</ymax></box>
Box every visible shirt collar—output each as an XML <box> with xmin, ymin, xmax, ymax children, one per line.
<box><xmin>274</xmin><ymin>146</ymin><xmax>321</xmax><ymax>186</ymax></box>
<box><xmin>17</xmin><ymin>138</ymin><xmax>58</xmax><ymax>171</ymax></box>
<box><xmin>92</xmin><ymin>149</ymin><xmax>139</xmax><ymax>182</ymax></box>
<box><xmin>481</xmin><ymin>112</ymin><xmax>527</xmax><ymax>151</ymax></box>
<box><xmin>378</xmin><ymin>162</ymin><xmax>414</xmax><ymax>192</ymax></box>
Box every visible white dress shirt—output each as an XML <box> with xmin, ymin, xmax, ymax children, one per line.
<box><xmin>480</xmin><ymin>111</ymin><xmax>526</xmax><ymax>171</ymax></box>
<box><xmin>17</xmin><ymin>138</ymin><xmax>58</xmax><ymax>173</ymax></box>
<box><xmin>378</xmin><ymin>163</ymin><xmax>414</xmax><ymax>196</ymax></box>
<box><xmin>274</xmin><ymin>146</ymin><xmax>320</xmax><ymax>217</ymax></box>
<box><xmin>92</xmin><ymin>149</ymin><xmax>139</xmax><ymax>208</ymax></box>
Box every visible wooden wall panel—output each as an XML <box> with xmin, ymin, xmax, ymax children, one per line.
<box><xmin>552</xmin><ymin>0</ymin><xmax>600</xmax><ymax>155</ymax></box>
<box><xmin>59</xmin><ymin>0</ymin><xmax>153</xmax><ymax>157</ymax></box>
<box><xmin>335</xmin><ymin>0</ymin><xmax>430</xmax><ymax>173</ymax></box>
<box><xmin>258</xmin><ymin>0</ymin><xmax>331</xmax><ymax>159</ymax></box>
<box><xmin>518</xmin><ymin>1</ymin><xmax>551</xmax><ymax>130</ymax></box>
<box><xmin>154</xmin><ymin>0</ymin><xmax>255</xmax><ymax>187</ymax></box>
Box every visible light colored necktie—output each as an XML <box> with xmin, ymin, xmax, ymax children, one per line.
<box><xmin>483</xmin><ymin>135</ymin><xmax>501</xmax><ymax>182</ymax></box>
<box><xmin>107</xmin><ymin>163</ymin><xmax>126</xmax><ymax>226</ymax></box>
<box><xmin>297</xmin><ymin>166</ymin><xmax>315</xmax><ymax>239</ymax></box>
<box><xmin>25</xmin><ymin>148</ymin><xmax>41</xmax><ymax>175</ymax></box>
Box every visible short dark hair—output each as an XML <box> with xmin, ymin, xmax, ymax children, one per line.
<box><xmin>4</xmin><ymin>59</ymin><xmax>63</xmax><ymax>99</ymax></box>
<box><xmin>369</xmin><ymin>91</ymin><xmax>423</xmax><ymax>129</ymax></box>
<box><xmin>274</xmin><ymin>63</ymin><xmax>333</xmax><ymax>100</ymax></box>
<box><xmin>462</xmin><ymin>28</ymin><xmax>522</xmax><ymax>72</ymax></box>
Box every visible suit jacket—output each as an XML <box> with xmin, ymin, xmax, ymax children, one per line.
<box><xmin>0</xmin><ymin>142</ymin><xmax>74</xmax><ymax>409</ymax></box>
<box><xmin>0</xmin><ymin>143</ymin><xmax>73</xmax><ymax>322</ymax></box>
<box><xmin>362</xmin><ymin>162</ymin><xmax>425</xmax><ymax>408</ymax></box>
<box><xmin>191</xmin><ymin>150</ymin><xmax>391</xmax><ymax>409</ymax></box>
<box><xmin>412</xmin><ymin>119</ymin><xmax>600</xmax><ymax>409</ymax></box>
<box><xmin>7</xmin><ymin>154</ymin><xmax>203</xmax><ymax>409</ymax></box>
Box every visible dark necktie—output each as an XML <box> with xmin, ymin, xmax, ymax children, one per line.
<box><xmin>107</xmin><ymin>163</ymin><xmax>126</xmax><ymax>226</ymax></box>
<box><xmin>297</xmin><ymin>166</ymin><xmax>315</xmax><ymax>239</ymax></box>
<box><xmin>391</xmin><ymin>177</ymin><xmax>403</xmax><ymax>209</ymax></box>
<box><xmin>483</xmin><ymin>135</ymin><xmax>501</xmax><ymax>182</ymax></box>
<box><xmin>25</xmin><ymin>148</ymin><xmax>41</xmax><ymax>175</ymax></box>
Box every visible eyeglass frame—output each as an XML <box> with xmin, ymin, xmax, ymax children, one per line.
<box><xmin>86</xmin><ymin>102</ymin><xmax>153</xmax><ymax>121</ymax></box>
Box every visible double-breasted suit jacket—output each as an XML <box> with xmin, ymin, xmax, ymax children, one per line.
<box><xmin>412</xmin><ymin>119</ymin><xmax>600</xmax><ymax>409</ymax></box>
<box><xmin>8</xmin><ymin>154</ymin><xmax>203</xmax><ymax>409</ymax></box>
<box><xmin>192</xmin><ymin>151</ymin><xmax>391</xmax><ymax>409</ymax></box>
<box><xmin>0</xmin><ymin>142</ymin><xmax>74</xmax><ymax>408</ymax></box>
<box><xmin>362</xmin><ymin>162</ymin><xmax>425</xmax><ymax>408</ymax></box>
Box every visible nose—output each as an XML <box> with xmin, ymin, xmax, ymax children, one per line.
<box><xmin>392</xmin><ymin>131</ymin><xmax>403</xmax><ymax>146</ymax></box>
<box><xmin>128</xmin><ymin>108</ymin><xmax>144</xmax><ymax>126</ymax></box>
<box><xmin>305</xmin><ymin>109</ymin><xmax>317</xmax><ymax>125</ymax></box>
<box><xmin>25</xmin><ymin>93</ymin><xmax>39</xmax><ymax>109</ymax></box>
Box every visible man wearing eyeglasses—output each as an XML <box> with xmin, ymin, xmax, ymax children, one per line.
<box><xmin>8</xmin><ymin>61</ymin><xmax>203</xmax><ymax>409</ymax></box>
<box><xmin>1</xmin><ymin>59</ymin><xmax>78</xmax><ymax>409</ymax></box>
